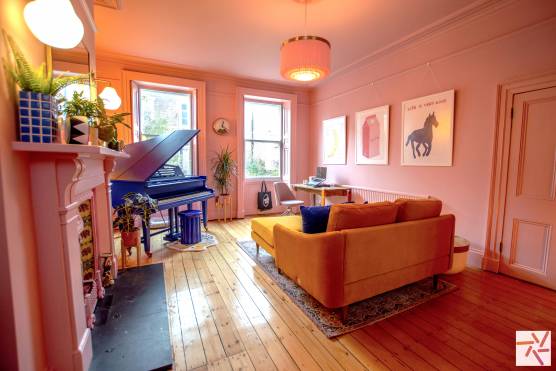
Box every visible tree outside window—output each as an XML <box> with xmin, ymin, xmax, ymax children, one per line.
<box><xmin>244</xmin><ymin>100</ymin><xmax>283</xmax><ymax>178</ymax></box>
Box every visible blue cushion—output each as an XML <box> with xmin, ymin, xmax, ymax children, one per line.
<box><xmin>300</xmin><ymin>205</ymin><xmax>331</xmax><ymax>234</ymax></box>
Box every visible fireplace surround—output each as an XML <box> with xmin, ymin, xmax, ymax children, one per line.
<box><xmin>13</xmin><ymin>142</ymin><xmax>127</xmax><ymax>371</ymax></box>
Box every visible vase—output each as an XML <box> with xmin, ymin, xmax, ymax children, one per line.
<box><xmin>18</xmin><ymin>91</ymin><xmax>58</xmax><ymax>143</ymax></box>
<box><xmin>89</xmin><ymin>126</ymin><xmax>99</xmax><ymax>146</ymax></box>
<box><xmin>67</xmin><ymin>115</ymin><xmax>90</xmax><ymax>144</ymax></box>
<box><xmin>121</xmin><ymin>230</ymin><xmax>140</xmax><ymax>247</ymax></box>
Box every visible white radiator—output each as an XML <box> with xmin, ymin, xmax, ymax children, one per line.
<box><xmin>345</xmin><ymin>185</ymin><xmax>428</xmax><ymax>203</ymax></box>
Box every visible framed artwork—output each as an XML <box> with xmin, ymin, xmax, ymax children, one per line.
<box><xmin>322</xmin><ymin>116</ymin><xmax>347</xmax><ymax>165</ymax></box>
<box><xmin>355</xmin><ymin>105</ymin><xmax>389</xmax><ymax>165</ymax></box>
<box><xmin>401</xmin><ymin>89</ymin><xmax>455</xmax><ymax>166</ymax></box>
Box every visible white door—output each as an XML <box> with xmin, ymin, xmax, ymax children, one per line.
<box><xmin>501</xmin><ymin>86</ymin><xmax>556</xmax><ymax>289</ymax></box>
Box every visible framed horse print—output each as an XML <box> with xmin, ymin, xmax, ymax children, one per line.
<box><xmin>401</xmin><ymin>90</ymin><xmax>455</xmax><ymax>166</ymax></box>
<box><xmin>322</xmin><ymin>116</ymin><xmax>347</xmax><ymax>165</ymax></box>
<box><xmin>355</xmin><ymin>105</ymin><xmax>389</xmax><ymax>165</ymax></box>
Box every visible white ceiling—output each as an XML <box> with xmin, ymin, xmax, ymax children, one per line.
<box><xmin>94</xmin><ymin>0</ymin><xmax>477</xmax><ymax>84</ymax></box>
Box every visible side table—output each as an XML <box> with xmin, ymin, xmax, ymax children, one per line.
<box><xmin>216</xmin><ymin>194</ymin><xmax>232</xmax><ymax>222</ymax></box>
<box><xmin>445</xmin><ymin>236</ymin><xmax>470</xmax><ymax>274</ymax></box>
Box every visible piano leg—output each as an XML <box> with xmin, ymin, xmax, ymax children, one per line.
<box><xmin>202</xmin><ymin>200</ymin><xmax>208</xmax><ymax>230</ymax></box>
<box><xmin>142</xmin><ymin>219</ymin><xmax>152</xmax><ymax>257</ymax></box>
<box><xmin>174</xmin><ymin>207</ymin><xmax>180</xmax><ymax>236</ymax></box>
<box><xmin>168</xmin><ymin>208</ymin><xmax>174</xmax><ymax>236</ymax></box>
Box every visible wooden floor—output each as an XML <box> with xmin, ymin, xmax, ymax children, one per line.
<box><xmin>116</xmin><ymin>218</ymin><xmax>556</xmax><ymax>371</ymax></box>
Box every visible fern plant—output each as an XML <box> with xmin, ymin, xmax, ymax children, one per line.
<box><xmin>60</xmin><ymin>91</ymin><xmax>100</xmax><ymax>117</ymax></box>
<box><xmin>2</xmin><ymin>32</ymin><xmax>88</xmax><ymax>95</ymax></box>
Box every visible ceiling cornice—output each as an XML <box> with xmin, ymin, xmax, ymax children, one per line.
<box><xmin>315</xmin><ymin>0</ymin><xmax>516</xmax><ymax>86</ymax></box>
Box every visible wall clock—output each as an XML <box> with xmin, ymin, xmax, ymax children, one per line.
<box><xmin>213</xmin><ymin>118</ymin><xmax>230</xmax><ymax>135</ymax></box>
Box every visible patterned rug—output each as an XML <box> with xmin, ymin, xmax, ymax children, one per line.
<box><xmin>165</xmin><ymin>233</ymin><xmax>218</xmax><ymax>252</ymax></box>
<box><xmin>236</xmin><ymin>239</ymin><xmax>456</xmax><ymax>338</ymax></box>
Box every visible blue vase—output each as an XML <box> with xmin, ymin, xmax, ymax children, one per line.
<box><xmin>18</xmin><ymin>91</ymin><xmax>58</xmax><ymax>143</ymax></box>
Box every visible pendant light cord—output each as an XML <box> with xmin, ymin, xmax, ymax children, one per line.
<box><xmin>304</xmin><ymin>0</ymin><xmax>308</xmax><ymax>36</ymax></box>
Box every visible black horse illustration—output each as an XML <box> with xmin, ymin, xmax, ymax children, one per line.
<box><xmin>405</xmin><ymin>112</ymin><xmax>439</xmax><ymax>159</ymax></box>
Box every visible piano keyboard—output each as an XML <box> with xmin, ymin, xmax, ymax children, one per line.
<box><xmin>157</xmin><ymin>191</ymin><xmax>214</xmax><ymax>207</ymax></box>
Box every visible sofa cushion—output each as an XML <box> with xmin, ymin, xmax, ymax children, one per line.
<box><xmin>251</xmin><ymin>215</ymin><xmax>302</xmax><ymax>247</ymax></box>
<box><xmin>300</xmin><ymin>205</ymin><xmax>331</xmax><ymax>234</ymax></box>
<box><xmin>326</xmin><ymin>202</ymin><xmax>398</xmax><ymax>232</ymax></box>
<box><xmin>395</xmin><ymin>198</ymin><xmax>442</xmax><ymax>222</ymax></box>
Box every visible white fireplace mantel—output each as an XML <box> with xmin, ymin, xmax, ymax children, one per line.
<box><xmin>13</xmin><ymin>142</ymin><xmax>128</xmax><ymax>371</ymax></box>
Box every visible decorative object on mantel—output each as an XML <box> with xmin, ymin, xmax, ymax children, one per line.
<box><xmin>60</xmin><ymin>91</ymin><xmax>130</xmax><ymax>148</ymax></box>
<box><xmin>61</xmin><ymin>91</ymin><xmax>97</xmax><ymax>144</ymax></box>
<box><xmin>96</xmin><ymin>97</ymin><xmax>130</xmax><ymax>150</ymax></box>
<box><xmin>11</xmin><ymin>142</ymin><xmax>128</xmax><ymax>371</ymax></box>
<box><xmin>280</xmin><ymin>0</ymin><xmax>331</xmax><ymax>82</ymax></box>
<box><xmin>212</xmin><ymin>117</ymin><xmax>230</xmax><ymax>135</ymax></box>
<box><xmin>113</xmin><ymin>192</ymin><xmax>158</xmax><ymax>268</ymax></box>
<box><xmin>355</xmin><ymin>105</ymin><xmax>390</xmax><ymax>165</ymax></box>
<box><xmin>211</xmin><ymin>146</ymin><xmax>238</xmax><ymax>196</ymax></box>
<box><xmin>401</xmin><ymin>89</ymin><xmax>455</xmax><ymax>166</ymax></box>
<box><xmin>2</xmin><ymin>33</ymin><xmax>87</xmax><ymax>143</ymax></box>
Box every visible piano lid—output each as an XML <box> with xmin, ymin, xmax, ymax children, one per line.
<box><xmin>112</xmin><ymin>129</ymin><xmax>199</xmax><ymax>181</ymax></box>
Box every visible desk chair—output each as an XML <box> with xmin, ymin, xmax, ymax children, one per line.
<box><xmin>274</xmin><ymin>182</ymin><xmax>304</xmax><ymax>215</ymax></box>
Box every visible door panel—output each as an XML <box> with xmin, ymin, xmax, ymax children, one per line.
<box><xmin>501</xmin><ymin>86</ymin><xmax>556</xmax><ymax>289</ymax></box>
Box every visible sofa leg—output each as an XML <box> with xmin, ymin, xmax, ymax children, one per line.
<box><xmin>340</xmin><ymin>306</ymin><xmax>349</xmax><ymax>322</ymax></box>
<box><xmin>277</xmin><ymin>267</ymin><xmax>283</xmax><ymax>275</ymax></box>
<box><xmin>256</xmin><ymin>244</ymin><xmax>259</xmax><ymax>255</ymax></box>
<box><xmin>433</xmin><ymin>274</ymin><xmax>439</xmax><ymax>290</ymax></box>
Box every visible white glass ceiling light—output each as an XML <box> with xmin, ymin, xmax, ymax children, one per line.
<box><xmin>99</xmin><ymin>87</ymin><xmax>122</xmax><ymax>110</ymax></box>
<box><xmin>24</xmin><ymin>0</ymin><xmax>84</xmax><ymax>49</ymax></box>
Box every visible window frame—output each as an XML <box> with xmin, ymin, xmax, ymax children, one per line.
<box><xmin>132</xmin><ymin>81</ymin><xmax>197</xmax><ymax>176</ymax></box>
<box><xmin>243</xmin><ymin>98</ymin><xmax>285</xmax><ymax>180</ymax></box>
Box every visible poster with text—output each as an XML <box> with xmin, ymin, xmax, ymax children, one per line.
<box><xmin>355</xmin><ymin>105</ymin><xmax>389</xmax><ymax>165</ymax></box>
<box><xmin>401</xmin><ymin>90</ymin><xmax>455</xmax><ymax>166</ymax></box>
<box><xmin>322</xmin><ymin>116</ymin><xmax>347</xmax><ymax>165</ymax></box>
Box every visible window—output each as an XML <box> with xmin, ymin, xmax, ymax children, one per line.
<box><xmin>135</xmin><ymin>85</ymin><xmax>194</xmax><ymax>175</ymax></box>
<box><xmin>244</xmin><ymin>99</ymin><xmax>286</xmax><ymax>179</ymax></box>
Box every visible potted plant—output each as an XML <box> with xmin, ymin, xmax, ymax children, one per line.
<box><xmin>113</xmin><ymin>192</ymin><xmax>158</xmax><ymax>254</ymax></box>
<box><xmin>96</xmin><ymin>97</ymin><xmax>130</xmax><ymax>151</ymax></box>
<box><xmin>211</xmin><ymin>146</ymin><xmax>237</xmax><ymax>196</ymax></box>
<box><xmin>2</xmin><ymin>33</ymin><xmax>88</xmax><ymax>143</ymax></box>
<box><xmin>60</xmin><ymin>91</ymin><xmax>100</xmax><ymax>144</ymax></box>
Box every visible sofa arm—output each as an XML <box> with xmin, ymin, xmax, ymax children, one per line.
<box><xmin>273</xmin><ymin>224</ymin><xmax>345</xmax><ymax>308</ymax></box>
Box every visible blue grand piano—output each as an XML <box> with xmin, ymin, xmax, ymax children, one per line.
<box><xmin>111</xmin><ymin>130</ymin><xmax>215</xmax><ymax>256</ymax></box>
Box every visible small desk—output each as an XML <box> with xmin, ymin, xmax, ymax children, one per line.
<box><xmin>292</xmin><ymin>184</ymin><xmax>352</xmax><ymax>206</ymax></box>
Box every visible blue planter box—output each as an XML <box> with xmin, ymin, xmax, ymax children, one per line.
<box><xmin>18</xmin><ymin>91</ymin><xmax>58</xmax><ymax>143</ymax></box>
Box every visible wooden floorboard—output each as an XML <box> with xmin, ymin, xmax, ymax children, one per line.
<box><xmin>115</xmin><ymin>218</ymin><xmax>556</xmax><ymax>370</ymax></box>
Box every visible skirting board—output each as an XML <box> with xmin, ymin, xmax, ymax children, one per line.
<box><xmin>467</xmin><ymin>248</ymin><xmax>484</xmax><ymax>269</ymax></box>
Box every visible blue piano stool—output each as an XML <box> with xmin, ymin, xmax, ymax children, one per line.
<box><xmin>179</xmin><ymin>210</ymin><xmax>202</xmax><ymax>245</ymax></box>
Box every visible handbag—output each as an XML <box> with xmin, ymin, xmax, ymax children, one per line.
<box><xmin>257</xmin><ymin>181</ymin><xmax>273</xmax><ymax>211</ymax></box>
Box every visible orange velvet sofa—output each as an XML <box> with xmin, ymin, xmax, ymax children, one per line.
<box><xmin>252</xmin><ymin>200</ymin><xmax>455</xmax><ymax>316</ymax></box>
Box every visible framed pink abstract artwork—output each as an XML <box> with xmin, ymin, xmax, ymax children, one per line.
<box><xmin>355</xmin><ymin>105</ymin><xmax>389</xmax><ymax>165</ymax></box>
<box><xmin>322</xmin><ymin>116</ymin><xmax>346</xmax><ymax>165</ymax></box>
<box><xmin>401</xmin><ymin>90</ymin><xmax>455</xmax><ymax>166</ymax></box>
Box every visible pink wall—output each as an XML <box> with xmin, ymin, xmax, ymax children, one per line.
<box><xmin>0</xmin><ymin>1</ymin><xmax>47</xmax><ymax>370</ymax></box>
<box><xmin>309</xmin><ymin>0</ymin><xmax>556</xmax><ymax>266</ymax></box>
